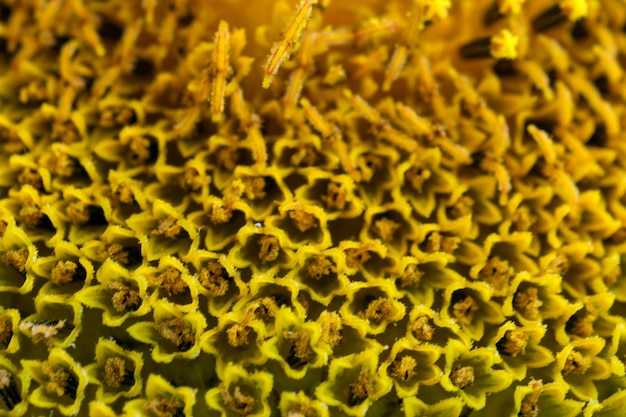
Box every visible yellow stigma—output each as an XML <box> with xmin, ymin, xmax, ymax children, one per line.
<box><xmin>560</xmin><ymin>0</ymin><xmax>588</xmax><ymax>20</ymax></box>
<box><xmin>490</xmin><ymin>29</ymin><xmax>519</xmax><ymax>60</ymax></box>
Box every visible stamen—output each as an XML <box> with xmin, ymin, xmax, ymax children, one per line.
<box><xmin>519</xmin><ymin>379</ymin><xmax>543</xmax><ymax>417</ymax></box>
<box><xmin>103</xmin><ymin>357</ymin><xmax>134</xmax><ymax>389</ymax></box>
<box><xmin>451</xmin><ymin>293</ymin><xmax>479</xmax><ymax>325</ymax></box>
<box><xmin>42</xmin><ymin>361</ymin><xmax>78</xmax><ymax>399</ymax></box>
<box><xmin>226</xmin><ymin>323</ymin><xmax>250</xmax><ymax>348</ymax></box>
<box><xmin>144</xmin><ymin>396</ymin><xmax>185</xmax><ymax>417</ymax></box>
<box><xmin>199</xmin><ymin>261</ymin><xmax>229</xmax><ymax>296</ymax></box>
<box><xmin>344</xmin><ymin>246</ymin><xmax>371</xmax><ymax>268</ymax></box>
<box><xmin>284</xmin><ymin>30</ymin><xmax>314</xmax><ymax>117</ymax></box>
<box><xmin>372</xmin><ymin>217</ymin><xmax>400</xmax><ymax>243</ymax></box>
<box><xmin>257</xmin><ymin>235</ymin><xmax>280</xmax><ymax>263</ymax></box>
<box><xmin>50</xmin><ymin>260</ymin><xmax>86</xmax><ymax>285</ymax></box>
<box><xmin>533</xmin><ymin>1</ymin><xmax>587</xmax><ymax>32</ymax></box>
<box><xmin>566</xmin><ymin>314</ymin><xmax>595</xmax><ymax>338</ymax></box>
<box><xmin>354</xmin><ymin>18</ymin><xmax>399</xmax><ymax>46</ymax></box>
<box><xmin>284</xmin><ymin>330</ymin><xmax>313</xmax><ymax>369</ymax></box>
<box><xmin>152</xmin><ymin>268</ymin><xmax>186</xmax><ymax>296</ymax></box>
<box><xmin>19</xmin><ymin>320</ymin><xmax>68</xmax><ymax>347</ymax></box>
<box><xmin>108</xmin><ymin>282</ymin><xmax>141</xmax><ymax>312</ymax></box>
<box><xmin>398</xmin><ymin>264</ymin><xmax>422</xmax><ymax>288</ymax></box>
<box><xmin>390</xmin><ymin>356</ymin><xmax>417</xmax><ymax>382</ymax></box>
<box><xmin>318</xmin><ymin>311</ymin><xmax>342</xmax><ymax>349</ymax></box>
<box><xmin>383</xmin><ymin>2</ymin><xmax>421</xmax><ymax>91</ymax></box>
<box><xmin>221</xmin><ymin>385</ymin><xmax>255</xmax><ymax>416</ymax></box>
<box><xmin>155</xmin><ymin>318</ymin><xmax>195</xmax><ymax>352</ymax></box>
<box><xmin>263</xmin><ymin>0</ymin><xmax>316</xmax><ymax>88</ymax></box>
<box><xmin>152</xmin><ymin>217</ymin><xmax>183</xmax><ymax>239</ymax></box>
<box><xmin>210</xmin><ymin>21</ymin><xmax>231</xmax><ymax>121</ymax></box>
<box><xmin>421</xmin><ymin>0</ymin><xmax>452</xmax><ymax>22</ymax></box>
<box><xmin>0</xmin><ymin>315</ymin><xmax>11</xmax><ymax>347</ymax></box>
<box><xmin>358</xmin><ymin>297</ymin><xmax>397</xmax><ymax>323</ymax></box>
<box><xmin>450</xmin><ymin>365</ymin><xmax>474</xmax><ymax>389</ymax></box>
<box><xmin>18</xmin><ymin>168</ymin><xmax>43</xmax><ymax>189</ymax></box>
<box><xmin>66</xmin><ymin>202</ymin><xmax>106</xmax><ymax>226</ymax></box>
<box><xmin>289</xmin><ymin>207</ymin><xmax>317</xmax><ymax>232</ymax></box>
<box><xmin>409</xmin><ymin>316</ymin><xmax>434</xmax><ymax>341</ymax></box>
<box><xmin>253</xmin><ymin>297</ymin><xmax>279</xmax><ymax>321</ymax></box>
<box><xmin>300</xmin><ymin>98</ymin><xmax>356</xmax><ymax>177</ymax></box>
<box><xmin>459</xmin><ymin>29</ymin><xmax>518</xmax><ymax>60</ymax></box>
<box><xmin>513</xmin><ymin>287</ymin><xmax>543</xmax><ymax>320</ymax></box>
<box><xmin>562</xmin><ymin>350</ymin><xmax>591</xmax><ymax>375</ymax></box>
<box><xmin>2</xmin><ymin>248</ymin><xmax>28</xmax><ymax>273</ymax></box>
<box><xmin>496</xmin><ymin>329</ymin><xmax>529</xmax><ymax>357</ymax></box>
<box><xmin>306</xmin><ymin>255</ymin><xmax>336</xmax><ymax>280</ymax></box>
<box><xmin>348</xmin><ymin>370</ymin><xmax>372</xmax><ymax>406</ymax></box>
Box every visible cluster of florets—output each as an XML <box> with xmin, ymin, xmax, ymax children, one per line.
<box><xmin>0</xmin><ymin>0</ymin><xmax>626</xmax><ymax>416</ymax></box>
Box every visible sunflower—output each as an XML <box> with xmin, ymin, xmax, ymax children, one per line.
<box><xmin>1</xmin><ymin>0</ymin><xmax>626</xmax><ymax>415</ymax></box>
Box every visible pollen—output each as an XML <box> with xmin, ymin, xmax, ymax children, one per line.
<box><xmin>108</xmin><ymin>282</ymin><xmax>141</xmax><ymax>312</ymax></box>
<box><xmin>66</xmin><ymin>202</ymin><xmax>91</xmax><ymax>225</ymax></box>
<box><xmin>519</xmin><ymin>379</ymin><xmax>543</xmax><ymax>417</ymax></box>
<box><xmin>153</xmin><ymin>217</ymin><xmax>183</xmax><ymax>239</ymax></box>
<box><xmin>50</xmin><ymin>260</ymin><xmax>79</xmax><ymax>285</ymax></box>
<box><xmin>372</xmin><ymin>217</ymin><xmax>400</xmax><ymax>243</ymax></box>
<box><xmin>358</xmin><ymin>297</ymin><xmax>397</xmax><ymax>323</ymax></box>
<box><xmin>284</xmin><ymin>330</ymin><xmax>314</xmax><ymax>367</ymax></box>
<box><xmin>496</xmin><ymin>329</ymin><xmax>529</xmax><ymax>357</ymax></box>
<box><xmin>2</xmin><ymin>248</ymin><xmax>28</xmax><ymax>273</ymax></box>
<box><xmin>289</xmin><ymin>208</ymin><xmax>317</xmax><ymax>232</ymax></box>
<box><xmin>562</xmin><ymin>350</ymin><xmax>591</xmax><ymax>375</ymax></box>
<box><xmin>19</xmin><ymin>320</ymin><xmax>67</xmax><ymax>347</ymax></box>
<box><xmin>318</xmin><ymin>311</ymin><xmax>342</xmax><ymax>349</ymax></box>
<box><xmin>257</xmin><ymin>235</ymin><xmax>280</xmax><ymax>263</ymax></box>
<box><xmin>227</xmin><ymin>323</ymin><xmax>251</xmax><ymax>348</ymax></box>
<box><xmin>103</xmin><ymin>357</ymin><xmax>127</xmax><ymax>389</ymax></box>
<box><xmin>144</xmin><ymin>397</ymin><xmax>184</xmax><ymax>417</ymax></box>
<box><xmin>42</xmin><ymin>362</ymin><xmax>77</xmax><ymax>399</ymax></box>
<box><xmin>152</xmin><ymin>268</ymin><xmax>187</xmax><ymax>296</ymax></box>
<box><xmin>155</xmin><ymin>318</ymin><xmax>195</xmax><ymax>352</ymax></box>
<box><xmin>514</xmin><ymin>287</ymin><xmax>543</xmax><ymax>320</ymax></box>
<box><xmin>349</xmin><ymin>370</ymin><xmax>373</xmax><ymax>406</ymax></box>
<box><xmin>409</xmin><ymin>316</ymin><xmax>434</xmax><ymax>342</ymax></box>
<box><xmin>344</xmin><ymin>246</ymin><xmax>371</xmax><ymax>268</ymax></box>
<box><xmin>221</xmin><ymin>385</ymin><xmax>255</xmax><ymax>416</ymax></box>
<box><xmin>306</xmin><ymin>255</ymin><xmax>336</xmax><ymax>280</ymax></box>
<box><xmin>451</xmin><ymin>365</ymin><xmax>475</xmax><ymax>389</ymax></box>
<box><xmin>389</xmin><ymin>355</ymin><xmax>417</xmax><ymax>382</ymax></box>
<box><xmin>199</xmin><ymin>262</ymin><xmax>229</xmax><ymax>296</ymax></box>
<box><xmin>0</xmin><ymin>316</ymin><xmax>12</xmax><ymax>347</ymax></box>
<box><xmin>452</xmin><ymin>294</ymin><xmax>479</xmax><ymax>325</ymax></box>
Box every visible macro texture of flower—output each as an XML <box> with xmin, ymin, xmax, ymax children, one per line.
<box><xmin>1</xmin><ymin>0</ymin><xmax>626</xmax><ymax>416</ymax></box>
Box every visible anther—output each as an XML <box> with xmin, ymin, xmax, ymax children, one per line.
<box><xmin>459</xmin><ymin>29</ymin><xmax>518</xmax><ymax>60</ymax></box>
<box><xmin>532</xmin><ymin>1</ymin><xmax>588</xmax><ymax>32</ymax></box>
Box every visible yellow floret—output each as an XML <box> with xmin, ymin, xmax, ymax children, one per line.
<box><xmin>490</xmin><ymin>29</ymin><xmax>519</xmax><ymax>60</ymax></box>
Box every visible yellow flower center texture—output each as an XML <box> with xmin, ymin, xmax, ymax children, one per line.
<box><xmin>0</xmin><ymin>0</ymin><xmax>625</xmax><ymax>415</ymax></box>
